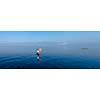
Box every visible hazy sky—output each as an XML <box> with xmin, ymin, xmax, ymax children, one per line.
<box><xmin>0</xmin><ymin>31</ymin><xmax>100</xmax><ymax>43</ymax></box>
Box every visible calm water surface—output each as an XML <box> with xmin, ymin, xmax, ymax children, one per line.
<box><xmin>0</xmin><ymin>42</ymin><xmax>100</xmax><ymax>69</ymax></box>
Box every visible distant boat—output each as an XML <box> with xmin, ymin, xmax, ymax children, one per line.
<box><xmin>81</xmin><ymin>48</ymin><xmax>88</xmax><ymax>50</ymax></box>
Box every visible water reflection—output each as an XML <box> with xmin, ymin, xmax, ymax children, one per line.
<box><xmin>36</xmin><ymin>52</ymin><xmax>41</xmax><ymax>61</ymax></box>
<box><xmin>0</xmin><ymin>42</ymin><xmax>100</xmax><ymax>68</ymax></box>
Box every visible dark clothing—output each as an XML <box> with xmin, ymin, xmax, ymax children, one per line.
<box><xmin>36</xmin><ymin>52</ymin><xmax>40</xmax><ymax>56</ymax></box>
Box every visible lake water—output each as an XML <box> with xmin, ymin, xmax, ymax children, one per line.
<box><xmin>0</xmin><ymin>42</ymin><xmax>100</xmax><ymax>69</ymax></box>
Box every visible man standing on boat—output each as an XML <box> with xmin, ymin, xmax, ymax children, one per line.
<box><xmin>36</xmin><ymin>48</ymin><xmax>42</xmax><ymax>61</ymax></box>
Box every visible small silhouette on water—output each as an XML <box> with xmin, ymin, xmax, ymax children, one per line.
<box><xmin>36</xmin><ymin>48</ymin><xmax>42</xmax><ymax>61</ymax></box>
<box><xmin>81</xmin><ymin>48</ymin><xmax>88</xmax><ymax>50</ymax></box>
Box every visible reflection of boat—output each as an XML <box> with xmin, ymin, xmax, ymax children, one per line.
<box><xmin>81</xmin><ymin>48</ymin><xmax>88</xmax><ymax>50</ymax></box>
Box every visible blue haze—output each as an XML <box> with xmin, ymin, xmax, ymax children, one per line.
<box><xmin>0</xmin><ymin>31</ymin><xmax>100</xmax><ymax>68</ymax></box>
<box><xmin>0</xmin><ymin>31</ymin><xmax>100</xmax><ymax>43</ymax></box>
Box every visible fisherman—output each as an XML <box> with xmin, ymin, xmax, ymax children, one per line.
<box><xmin>36</xmin><ymin>48</ymin><xmax>42</xmax><ymax>61</ymax></box>
<box><xmin>36</xmin><ymin>49</ymin><xmax>40</xmax><ymax>56</ymax></box>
